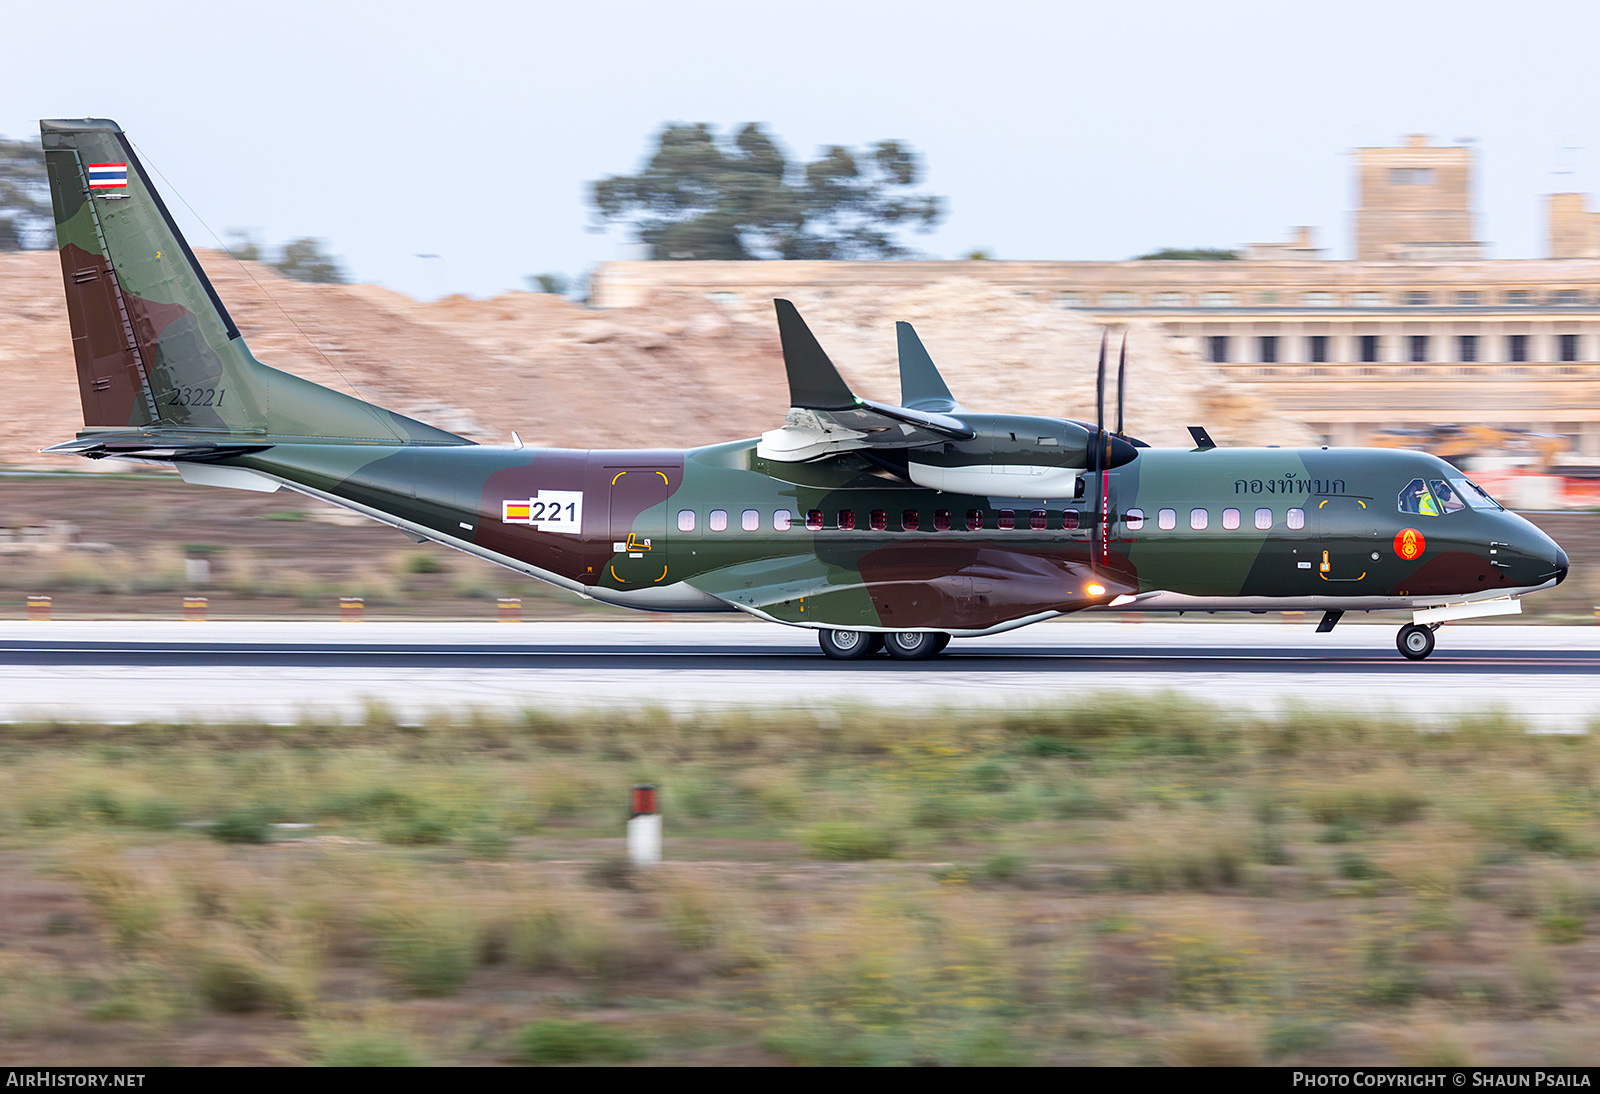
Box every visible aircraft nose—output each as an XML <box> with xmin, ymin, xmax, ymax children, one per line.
<box><xmin>1553</xmin><ymin>545</ymin><xmax>1570</xmax><ymax>585</ymax></box>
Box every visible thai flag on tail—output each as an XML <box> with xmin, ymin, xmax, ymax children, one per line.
<box><xmin>88</xmin><ymin>163</ymin><xmax>128</xmax><ymax>189</ymax></box>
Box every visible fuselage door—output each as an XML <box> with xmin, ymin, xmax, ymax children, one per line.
<box><xmin>606</xmin><ymin>468</ymin><xmax>672</xmax><ymax>587</ymax></box>
<box><xmin>1312</xmin><ymin>495</ymin><xmax>1378</xmax><ymax>584</ymax></box>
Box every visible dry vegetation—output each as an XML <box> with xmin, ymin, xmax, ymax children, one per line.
<box><xmin>1</xmin><ymin>699</ymin><xmax>1597</xmax><ymax>1066</ymax></box>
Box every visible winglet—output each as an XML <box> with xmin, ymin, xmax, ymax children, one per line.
<box><xmin>774</xmin><ymin>299</ymin><xmax>856</xmax><ymax>410</ymax></box>
<box><xmin>895</xmin><ymin>322</ymin><xmax>959</xmax><ymax>412</ymax></box>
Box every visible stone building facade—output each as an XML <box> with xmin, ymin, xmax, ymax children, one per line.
<box><xmin>589</xmin><ymin>136</ymin><xmax>1600</xmax><ymax>471</ymax></box>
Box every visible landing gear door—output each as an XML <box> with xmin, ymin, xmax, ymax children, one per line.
<box><xmin>1312</xmin><ymin>495</ymin><xmax>1378</xmax><ymax>585</ymax></box>
<box><xmin>606</xmin><ymin>468</ymin><xmax>671</xmax><ymax>587</ymax></box>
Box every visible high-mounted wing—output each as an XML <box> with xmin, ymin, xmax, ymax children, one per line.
<box><xmin>757</xmin><ymin>300</ymin><xmax>973</xmax><ymax>463</ymax></box>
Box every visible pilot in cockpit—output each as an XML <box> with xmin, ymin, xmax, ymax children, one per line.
<box><xmin>1410</xmin><ymin>481</ymin><xmax>1440</xmax><ymax>516</ymax></box>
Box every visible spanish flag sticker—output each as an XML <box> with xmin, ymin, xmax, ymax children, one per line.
<box><xmin>1395</xmin><ymin>527</ymin><xmax>1425</xmax><ymax>560</ymax></box>
<box><xmin>503</xmin><ymin>501</ymin><xmax>531</xmax><ymax>522</ymax></box>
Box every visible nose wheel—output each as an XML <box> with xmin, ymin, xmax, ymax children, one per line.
<box><xmin>1397</xmin><ymin>623</ymin><xmax>1437</xmax><ymax>661</ymax></box>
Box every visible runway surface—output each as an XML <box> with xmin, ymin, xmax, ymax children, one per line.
<box><xmin>0</xmin><ymin>619</ymin><xmax>1596</xmax><ymax>728</ymax></box>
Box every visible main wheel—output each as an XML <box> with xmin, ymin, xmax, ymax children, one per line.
<box><xmin>1396</xmin><ymin>623</ymin><xmax>1436</xmax><ymax>661</ymax></box>
<box><xmin>883</xmin><ymin>630</ymin><xmax>950</xmax><ymax>660</ymax></box>
<box><xmin>819</xmin><ymin>629</ymin><xmax>883</xmax><ymax>660</ymax></box>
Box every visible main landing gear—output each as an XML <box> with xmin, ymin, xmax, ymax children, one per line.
<box><xmin>817</xmin><ymin>629</ymin><xmax>950</xmax><ymax>661</ymax></box>
<box><xmin>817</xmin><ymin>629</ymin><xmax>884</xmax><ymax>660</ymax></box>
<box><xmin>1396</xmin><ymin>623</ymin><xmax>1438</xmax><ymax>661</ymax></box>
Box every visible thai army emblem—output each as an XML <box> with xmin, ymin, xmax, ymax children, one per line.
<box><xmin>1394</xmin><ymin>528</ymin><xmax>1425</xmax><ymax>560</ymax></box>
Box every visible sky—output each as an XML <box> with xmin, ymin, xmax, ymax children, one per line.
<box><xmin>6</xmin><ymin>0</ymin><xmax>1600</xmax><ymax>299</ymax></box>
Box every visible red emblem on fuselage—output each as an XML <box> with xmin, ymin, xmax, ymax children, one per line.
<box><xmin>1395</xmin><ymin>528</ymin><xmax>1425</xmax><ymax>560</ymax></box>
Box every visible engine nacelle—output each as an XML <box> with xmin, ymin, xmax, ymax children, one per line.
<box><xmin>907</xmin><ymin>461</ymin><xmax>1083</xmax><ymax>497</ymax></box>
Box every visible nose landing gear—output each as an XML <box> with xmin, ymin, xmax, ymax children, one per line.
<box><xmin>1397</xmin><ymin>623</ymin><xmax>1438</xmax><ymax>661</ymax></box>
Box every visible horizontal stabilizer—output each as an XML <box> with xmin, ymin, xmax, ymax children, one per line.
<box><xmin>896</xmin><ymin>322</ymin><xmax>960</xmax><ymax>412</ymax></box>
<box><xmin>43</xmin><ymin>434</ymin><xmax>273</xmax><ymax>461</ymax></box>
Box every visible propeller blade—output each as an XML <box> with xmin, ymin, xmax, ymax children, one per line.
<box><xmin>1095</xmin><ymin>329</ymin><xmax>1107</xmax><ymax>446</ymax></box>
<box><xmin>1116</xmin><ymin>331</ymin><xmax>1127</xmax><ymax>438</ymax></box>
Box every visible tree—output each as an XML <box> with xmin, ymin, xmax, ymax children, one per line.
<box><xmin>0</xmin><ymin>137</ymin><xmax>51</xmax><ymax>251</ymax></box>
<box><xmin>1135</xmin><ymin>247</ymin><xmax>1239</xmax><ymax>260</ymax></box>
<box><xmin>273</xmin><ymin>238</ymin><xmax>347</xmax><ymax>283</ymax></box>
<box><xmin>225</xmin><ymin>229</ymin><xmax>263</xmax><ymax>262</ymax></box>
<box><xmin>590</xmin><ymin>123</ymin><xmax>944</xmax><ymax>260</ymax></box>
<box><xmin>524</xmin><ymin>273</ymin><xmax>568</xmax><ymax>294</ymax></box>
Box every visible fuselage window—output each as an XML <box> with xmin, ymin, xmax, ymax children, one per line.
<box><xmin>1190</xmin><ymin>508</ymin><xmax>1208</xmax><ymax>530</ymax></box>
<box><xmin>966</xmin><ymin>509</ymin><xmax>984</xmax><ymax>531</ymax></box>
<box><xmin>1062</xmin><ymin>510</ymin><xmax>1080</xmax><ymax>530</ymax></box>
<box><xmin>998</xmin><ymin>509</ymin><xmax>1015</xmax><ymax>530</ymax></box>
<box><xmin>1428</xmin><ymin>480</ymin><xmax>1466</xmax><ymax>514</ymax></box>
<box><xmin>870</xmin><ymin>509</ymin><xmax>888</xmax><ymax>531</ymax></box>
<box><xmin>1222</xmin><ymin>508</ymin><xmax>1240</xmax><ymax>530</ymax></box>
<box><xmin>1158</xmin><ymin>508</ymin><xmax>1176</xmax><ymax>530</ymax></box>
<box><xmin>1125</xmin><ymin>508</ymin><xmax>1144</xmax><ymax>530</ymax></box>
<box><xmin>1255</xmin><ymin>508</ymin><xmax>1272</xmax><ymax>530</ymax></box>
<box><xmin>902</xmin><ymin>509</ymin><xmax>920</xmax><ymax>531</ymax></box>
<box><xmin>838</xmin><ymin>510</ymin><xmax>856</xmax><ymax>531</ymax></box>
<box><xmin>677</xmin><ymin>509</ymin><xmax>696</xmax><ymax>532</ymax></box>
<box><xmin>741</xmin><ymin>509</ymin><xmax>760</xmax><ymax>531</ymax></box>
<box><xmin>806</xmin><ymin>509</ymin><xmax>824</xmax><ymax>530</ymax></box>
<box><xmin>934</xmin><ymin>510</ymin><xmax>952</xmax><ymax>531</ymax></box>
<box><xmin>1287</xmin><ymin>508</ymin><xmax>1305</xmax><ymax>530</ymax></box>
<box><xmin>774</xmin><ymin>510</ymin><xmax>793</xmax><ymax>531</ymax></box>
<box><xmin>1030</xmin><ymin>509</ymin><xmax>1047</xmax><ymax>531</ymax></box>
<box><xmin>1398</xmin><ymin>478</ymin><xmax>1439</xmax><ymax>517</ymax></box>
<box><xmin>709</xmin><ymin>509</ymin><xmax>728</xmax><ymax>532</ymax></box>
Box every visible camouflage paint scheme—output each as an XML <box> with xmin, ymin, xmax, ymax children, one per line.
<box><xmin>39</xmin><ymin>119</ymin><xmax>1569</xmax><ymax>648</ymax></box>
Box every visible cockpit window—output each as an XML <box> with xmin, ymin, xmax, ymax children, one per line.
<box><xmin>1428</xmin><ymin>480</ymin><xmax>1466</xmax><ymax>514</ymax></box>
<box><xmin>1398</xmin><ymin>478</ymin><xmax>1440</xmax><ymax>516</ymax></box>
<box><xmin>1450</xmin><ymin>477</ymin><xmax>1504</xmax><ymax>511</ymax></box>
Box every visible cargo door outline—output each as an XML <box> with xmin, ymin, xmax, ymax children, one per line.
<box><xmin>607</xmin><ymin>468</ymin><xmax>671</xmax><ymax>586</ymax></box>
<box><xmin>1312</xmin><ymin>495</ymin><xmax>1377</xmax><ymax>583</ymax></box>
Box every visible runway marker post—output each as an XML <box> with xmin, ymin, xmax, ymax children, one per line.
<box><xmin>627</xmin><ymin>784</ymin><xmax>661</xmax><ymax>866</ymax></box>
<box><xmin>183</xmin><ymin>596</ymin><xmax>207</xmax><ymax>622</ymax></box>
<box><xmin>339</xmin><ymin>597</ymin><xmax>364</xmax><ymax>622</ymax></box>
<box><xmin>26</xmin><ymin>595</ymin><xmax>50</xmax><ymax>621</ymax></box>
<box><xmin>498</xmin><ymin>597</ymin><xmax>522</xmax><ymax>622</ymax></box>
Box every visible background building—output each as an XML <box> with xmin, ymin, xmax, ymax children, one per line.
<box><xmin>591</xmin><ymin>136</ymin><xmax>1600</xmax><ymax>476</ymax></box>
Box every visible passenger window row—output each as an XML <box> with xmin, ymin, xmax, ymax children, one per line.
<box><xmin>1128</xmin><ymin>506</ymin><xmax>1305</xmax><ymax>531</ymax></box>
<box><xmin>675</xmin><ymin>508</ymin><xmax>1092</xmax><ymax>532</ymax></box>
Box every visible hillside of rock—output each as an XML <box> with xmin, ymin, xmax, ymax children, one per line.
<box><xmin>0</xmin><ymin>251</ymin><xmax>1312</xmax><ymax>469</ymax></box>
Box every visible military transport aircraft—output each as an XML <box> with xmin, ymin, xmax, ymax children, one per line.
<box><xmin>38</xmin><ymin>118</ymin><xmax>1569</xmax><ymax>661</ymax></box>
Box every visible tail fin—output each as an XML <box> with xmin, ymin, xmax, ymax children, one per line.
<box><xmin>40</xmin><ymin>118</ymin><xmax>463</xmax><ymax>447</ymax></box>
<box><xmin>894</xmin><ymin>322</ymin><xmax>960</xmax><ymax>412</ymax></box>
